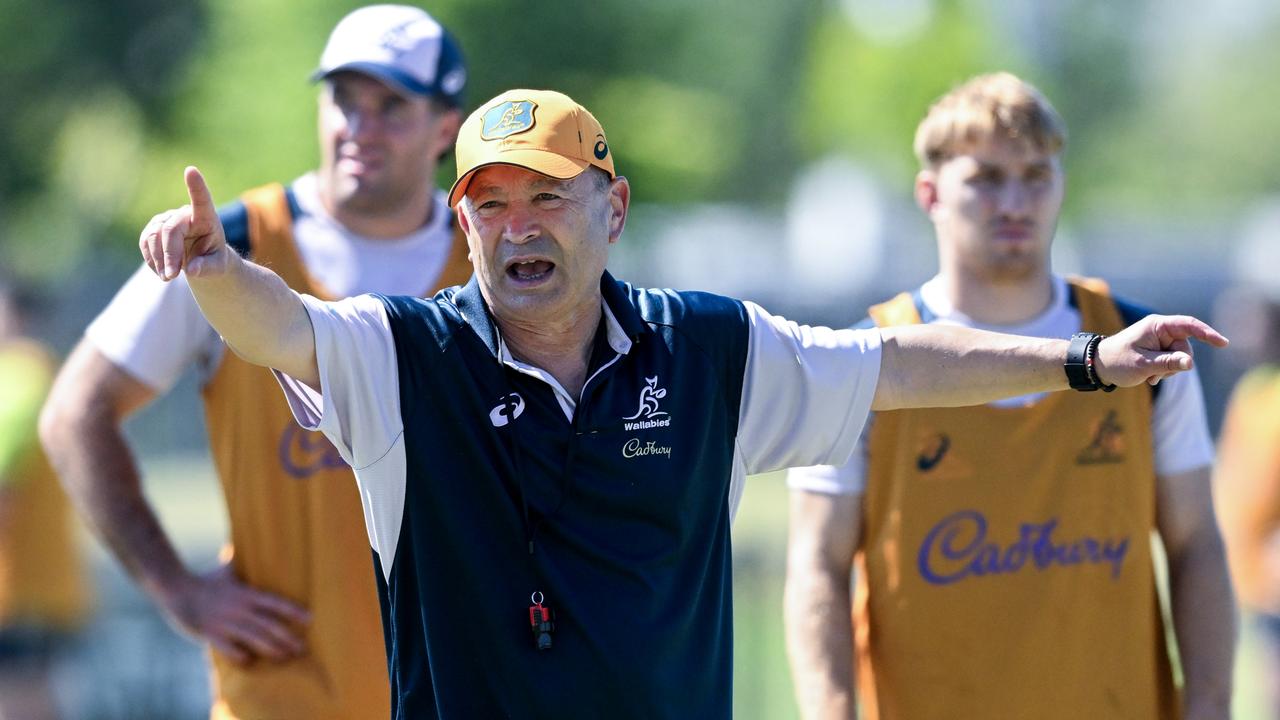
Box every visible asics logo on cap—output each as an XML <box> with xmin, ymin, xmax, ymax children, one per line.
<box><xmin>441</xmin><ymin>67</ymin><xmax>466</xmax><ymax>95</ymax></box>
<box><xmin>481</xmin><ymin>100</ymin><xmax>537</xmax><ymax>140</ymax></box>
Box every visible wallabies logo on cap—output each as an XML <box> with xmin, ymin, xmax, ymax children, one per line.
<box><xmin>481</xmin><ymin>100</ymin><xmax>537</xmax><ymax>141</ymax></box>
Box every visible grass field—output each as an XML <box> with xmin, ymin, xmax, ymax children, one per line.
<box><xmin>74</xmin><ymin>456</ymin><xmax>1271</xmax><ymax>719</ymax></box>
<box><xmin>732</xmin><ymin>472</ymin><xmax>799</xmax><ymax>719</ymax></box>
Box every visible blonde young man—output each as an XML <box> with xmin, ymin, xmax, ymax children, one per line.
<box><xmin>785</xmin><ymin>73</ymin><xmax>1236</xmax><ymax>720</ymax></box>
<box><xmin>38</xmin><ymin>7</ymin><xmax>471</xmax><ymax>718</ymax></box>
<box><xmin>130</xmin><ymin>87</ymin><xmax>1223</xmax><ymax>718</ymax></box>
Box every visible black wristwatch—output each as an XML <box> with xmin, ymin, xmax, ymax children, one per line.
<box><xmin>1065</xmin><ymin>332</ymin><xmax>1117</xmax><ymax>392</ymax></box>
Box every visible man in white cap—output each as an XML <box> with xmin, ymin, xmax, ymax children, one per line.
<box><xmin>133</xmin><ymin>88</ymin><xmax>1225</xmax><ymax>718</ymax></box>
<box><xmin>39</xmin><ymin>6</ymin><xmax>471</xmax><ymax>718</ymax></box>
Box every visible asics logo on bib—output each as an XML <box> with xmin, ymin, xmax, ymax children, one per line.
<box><xmin>917</xmin><ymin>509</ymin><xmax>1130</xmax><ymax>585</ymax></box>
<box><xmin>489</xmin><ymin>393</ymin><xmax>525</xmax><ymax>427</ymax></box>
<box><xmin>278</xmin><ymin>422</ymin><xmax>347</xmax><ymax>479</ymax></box>
<box><xmin>622</xmin><ymin>376</ymin><xmax>671</xmax><ymax>430</ymax></box>
<box><xmin>916</xmin><ymin>433</ymin><xmax>950</xmax><ymax>472</ymax></box>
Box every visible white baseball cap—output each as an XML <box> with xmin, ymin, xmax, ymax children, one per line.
<box><xmin>312</xmin><ymin>5</ymin><xmax>467</xmax><ymax>106</ymax></box>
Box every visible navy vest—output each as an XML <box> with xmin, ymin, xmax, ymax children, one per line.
<box><xmin>374</xmin><ymin>272</ymin><xmax>750</xmax><ymax>719</ymax></box>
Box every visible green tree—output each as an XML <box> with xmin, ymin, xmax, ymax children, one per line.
<box><xmin>0</xmin><ymin>0</ymin><xmax>206</xmax><ymax>277</ymax></box>
<box><xmin>797</xmin><ymin>0</ymin><xmax>1012</xmax><ymax>186</ymax></box>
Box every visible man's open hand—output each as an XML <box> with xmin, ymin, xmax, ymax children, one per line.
<box><xmin>159</xmin><ymin>563</ymin><xmax>312</xmax><ymax>666</ymax></box>
<box><xmin>1095</xmin><ymin>315</ymin><xmax>1229</xmax><ymax>388</ymax></box>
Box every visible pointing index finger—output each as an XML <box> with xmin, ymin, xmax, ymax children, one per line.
<box><xmin>184</xmin><ymin>166</ymin><xmax>216</xmax><ymax>222</ymax></box>
<box><xmin>1167</xmin><ymin>316</ymin><xmax>1229</xmax><ymax>348</ymax></box>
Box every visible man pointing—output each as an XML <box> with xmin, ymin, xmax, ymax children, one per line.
<box><xmin>138</xmin><ymin>89</ymin><xmax>1224</xmax><ymax>719</ymax></box>
<box><xmin>40</xmin><ymin>7</ymin><xmax>471</xmax><ymax>718</ymax></box>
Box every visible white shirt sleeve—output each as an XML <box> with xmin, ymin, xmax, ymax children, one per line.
<box><xmin>272</xmin><ymin>294</ymin><xmax>403</xmax><ymax>470</ymax></box>
<box><xmin>273</xmin><ymin>294</ymin><xmax>409</xmax><ymax>578</ymax></box>
<box><xmin>84</xmin><ymin>265</ymin><xmax>222</xmax><ymax>391</ymax></box>
<box><xmin>735</xmin><ymin>301</ymin><xmax>881</xmax><ymax>475</ymax></box>
<box><xmin>1151</xmin><ymin>367</ymin><xmax>1213</xmax><ymax>476</ymax></box>
<box><xmin>786</xmin><ymin>415</ymin><xmax>872</xmax><ymax>495</ymax></box>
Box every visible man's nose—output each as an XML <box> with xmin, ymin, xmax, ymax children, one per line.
<box><xmin>344</xmin><ymin>109</ymin><xmax>381</xmax><ymax>141</ymax></box>
<box><xmin>997</xmin><ymin>180</ymin><xmax>1032</xmax><ymax>217</ymax></box>
<box><xmin>502</xmin><ymin>205</ymin><xmax>539</xmax><ymax>244</ymax></box>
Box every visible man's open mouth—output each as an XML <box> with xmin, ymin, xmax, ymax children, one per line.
<box><xmin>507</xmin><ymin>260</ymin><xmax>555</xmax><ymax>282</ymax></box>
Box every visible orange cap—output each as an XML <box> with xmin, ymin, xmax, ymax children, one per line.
<box><xmin>448</xmin><ymin>89</ymin><xmax>615</xmax><ymax>207</ymax></box>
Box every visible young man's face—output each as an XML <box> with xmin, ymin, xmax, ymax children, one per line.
<box><xmin>317</xmin><ymin>72</ymin><xmax>459</xmax><ymax>219</ymax></box>
<box><xmin>457</xmin><ymin>165</ymin><xmax>628</xmax><ymax>327</ymax></box>
<box><xmin>919</xmin><ymin>135</ymin><xmax>1065</xmax><ymax>283</ymax></box>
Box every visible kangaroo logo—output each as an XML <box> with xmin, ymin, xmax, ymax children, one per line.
<box><xmin>1076</xmin><ymin>410</ymin><xmax>1126</xmax><ymax>465</ymax></box>
<box><xmin>623</xmin><ymin>376</ymin><xmax>668</xmax><ymax>421</ymax></box>
<box><xmin>481</xmin><ymin>100</ymin><xmax>537</xmax><ymax>140</ymax></box>
<box><xmin>377</xmin><ymin>20</ymin><xmax>420</xmax><ymax>56</ymax></box>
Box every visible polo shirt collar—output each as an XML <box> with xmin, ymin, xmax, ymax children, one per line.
<box><xmin>451</xmin><ymin>270</ymin><xmax>648</xmax><ymax>360</ymax></box>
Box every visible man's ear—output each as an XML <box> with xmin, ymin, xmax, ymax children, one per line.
<box><xmin>434</xmin><ymin>108</ymin><xmax>463</xmax><ymax>158</ymax></box>
<box><xmin>606</xmin><ymin>176</ymin><xmax>631</xmax><ymax>244</ymax></box>
<box><xmin>915</xmin><ymin>169</ymin><xmax>939</xmax><ymax>218</ymax></box>
<box><xmin>455</xmin><ymin>203</ymin><xmax>478</xmax><ymax>262</ymax></box>
<box><xmin>455</xmin><ymin>202</ymin><xmax>471</xmax><ymax>235</ymax></box>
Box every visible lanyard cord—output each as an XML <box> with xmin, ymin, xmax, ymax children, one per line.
<box><xmin>503</xmin><ymin>397</ymin><xmax>536</xmax><ymax>555</ymax></box>
<box><xmin>492</xmin><ymin>320</ymin><xmax>541</xmax><ymax>558</ymax></box>
<box><xmin>490</xmin><ymin>312</ymin><xmax>607</xmax><ymax>652</ymax></box>
<box><xmin>500</xmin><ymin>374</ymin><xmax>582</xmax><ymax>557</ymax></box>
<box><xmin>494</xmin><ymin>322</ymin><xmax>596</xmax><ymax>558</ymax></box>
<box><xmin>488</xmin><ymin>327</ymin><xmax>565</xmax><ymax>558</ymax></box>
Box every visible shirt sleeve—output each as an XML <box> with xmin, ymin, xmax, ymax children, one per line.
<box><xmin>1151</xmin><ymin>366</ymin><xmax>1214</xmax><ymax>476</ymax></box>
<box><xmin>84</xmin><ymin>265</ymin><xmax>222</xmax><ymax>391</ymax></box>
<box><xmin>735</xmin><ymin>301</ymin><xmax>881</xmax><ymax>475</ymax></box>
<box><xmin>273</xmin><ymin>293</ymin><xmax>403</xmax><ymax>471</ymax></box>
<box><xmin>786</xmin><ymin>414</ymin><xmax>873</xmax><ymax>495</ymax></box>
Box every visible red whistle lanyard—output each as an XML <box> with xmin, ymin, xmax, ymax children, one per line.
<box><xmin>528</xmin><ymin>591</ymin><xmax>555</xmax><ymax>651</ymax></box>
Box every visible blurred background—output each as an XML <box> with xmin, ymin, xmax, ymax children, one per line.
<box><xmin>3</xmin><ymin>0</ymin><xmax>1279</xmax><ymax>717</ymax></box>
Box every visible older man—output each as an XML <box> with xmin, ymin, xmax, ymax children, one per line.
<box><xmin>136</xmin><ymin>88</ymin><xmax>1224</xmax><ymax>719</ymax></box>
<box><xmin>39</xmin><ymin>6</ymin><xmax>471</xmax><ymax>718</ymax></box>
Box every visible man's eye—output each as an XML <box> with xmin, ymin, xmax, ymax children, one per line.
<box><xmin>535</xmin><ymin>193</ymin><xmax>560</xmax><ymax>202</ymax></box>
<box><xmin>382</xmin><ymin>99</ymin><xmax>410</xmax><ymax>119</ymax></box>
<box><xmin>478</xmin><ymin>200</ymin><xmax>502</xmax><ymax>211</ymax></box>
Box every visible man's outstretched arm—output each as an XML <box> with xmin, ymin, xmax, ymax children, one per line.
<box><xmin>141</xmin><ymin>167</ymin><xmax>318</xmax><ymax>387</ymax></box>
<box><xmin>731</xmin><ymin>303</ymin><xmax>1227</xmax><ymax>478</ymax></box>
<box><xmin>871</xmin><ymin>318</ymin><xmax>1228</xmax><ymax>412</ymax></box>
